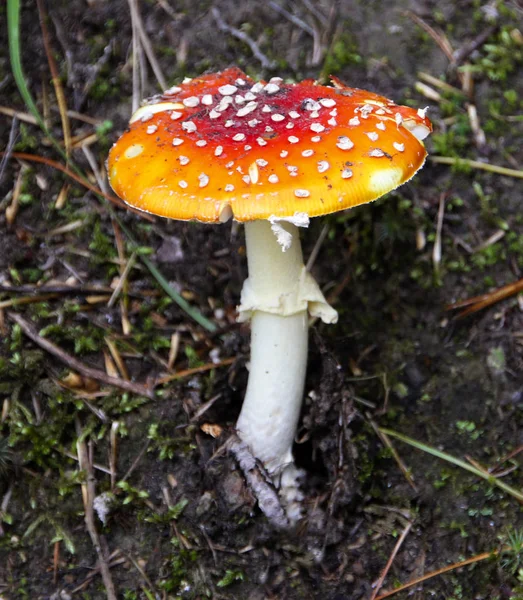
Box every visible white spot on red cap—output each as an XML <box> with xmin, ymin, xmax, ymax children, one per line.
<box><xmin>215</xmin><ymin>146</ymin><xmax>223</xmax><ymax>157</ymax></box>
<box><xmin>264</xmin><ymin>83</ymin><xmax>280</xmax><ymax>94</ymax></box>
<box><xmin>268</xmin><ymin>174</ymin><xmax>279</xmax><ymax>183</ymax></box>
<box><xmin>201</xmin><ymin>94</ymin><xmax>213</xmax><ymax>105</ymax></box>
<box><xmin>178</xmin><ymin>155</ymin><xmax>190</xmax><ymax>165</ymax></box>
<box><xmin>288</xmin><ymin>136</ymin><xmax>299</xmax><ymax>144</ymax></box>
<box><xmin>170</xmin><ymin>111</ymin><xmax>183</xmax><ymax>120</ymax></box>
<box><xmin>182</xmin><ymin>96</ymin><xmax>200</xmax><ymax>107</ymax></box>
<box><xmin>225</xmin><ymin>184</ymin><xmax>235</xmax><ymax>192</ymax></box>
<box><xmin>172</xmin><ymin>138</ymin><xmax>184</xmax><ymax>146</ymax></box>
<box><xmin>317</xmin><ymin>161</ymin><xmax>330</xmax><ymax>173</ymax></box>
<box><xmin>341</xmin><ymin>169</ymin><xmax>353</xmax><ymax>179</ymax></box>
<box><xmin>146</xmin><ymin>125</ymin><xmax>157</xmax><ymax>134</ymax></box>
<box><xmin>199</xmin><ymin>173</ymin><xmax>210</xmax><ymax>188</ymax></box>
<box><xmin>289</xmin><ymin>111</ymin><xmax>300</xmax><ymax>119</ymax></box>
<box><xmin>280</xmin><ymin>150</ymin><xmax>288</xmax><ymax>157</ymax></box>
<box><xmin>336</xmin><ymin>136</ymin><xmax>354</xmax><ymax>150</ymax></box>
<box><xmin>369</xmin><ymin>148</ymin><xmax>385</xmax><ymax>157</ymax></box>
<box><xmin>393</xmin><ymin>142</ymin><xmax>405</xmax><ymax>152</ymax></box>
<box><xmin>303</xmin><ymin>99</ymin><xmax>321</xmax><ymax>111</ymax></box>
<box><xmin>320</xmin><ymin>98</ymin><xmax>336</xmax><ymax>108</ymax></box>
<box><xmin>178</xmin><ymin>180</ymin><xmax>188</xmax><ymax>188</ymax></box>
<box><xmin>376</xmin><ymin>122</ymin><xmax>386</xmax><ymax>131</ymax></box>
<box><xmin>271</xmin><ymin>114</ymin><xmax>285</xmax><ymax>122</ymax></box>
<box><xmin>233</xmin><ymin>133</ymin><xmax>246</xmax><ymax>142</ymax></box>
<box><xmin>219</xmin><ymin>84</ymin><xmax>237</xmax><ymax>96</ymax></box>
<box><xmin>302</xmin><ymin>149</ymin><xmax>314</xmax><ymax>157</ymax></box>
<box><xmin>310</xmin><ymin>123</ymin><xmax>325</xmax><ymax>133</ymax></box>
<box><xmin>349</xmin><ymin>116</ymin><xmax>360</xmax><ymax>126</ymax></box>
<box><xmin>196</xmin><ymin>140</ymin><xmax>207</xmax><ymax>147</ymax></box>
<box><xmin>256</xmin><ymin>137</ymin><xmax>267</xmax><ymax>146</ymax></box>
<box><xmin>165</xmin><ymin>85</ymin><xmax>182</xmax><ymax>94</ymax></box>
<box><xmin>311</xmin><ymin>136</ymin><xmax>321</xmax><ymax>143</ymax></box>
<box><xmin>366</xmin><ymin>131</ymin><xmax>379</xmax><ymax>141</ymax></box>
<box><xmin>237</xmin><ymin>102</ymin><xmax>258</xmax><ymax>117</ymax></box>
<box><xmin>182</xmin><ymin>121</ymin><xmax>197</xmax><ymax>133</ymax></box>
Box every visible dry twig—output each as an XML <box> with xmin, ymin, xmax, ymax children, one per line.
<box><xmin>212</xmin><ymin>7</ymin><xmax>277</xmax><ymax>69</ymax></box>
<box><xmin>8</xmin><ymin>312</ymin><xmax>155</xmax><ymax>399</ymax></box>
<box><xmin>370</xmin><ymin>520</ymin><xmax>413</xmax><ymax>600</ymax></box>
<box><xmin>76</xmin><ymin>426</ymin><xmax>117</xmax><ymax>599</ymax></box>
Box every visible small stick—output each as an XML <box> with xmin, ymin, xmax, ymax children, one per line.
<box><xmin>0</xmin><ymin>114</ymin><xmax>20</xmax><ymax>186</ymax></box>
<box><xmin>446</xmin><ymin>277</ymin><xmax>523</xmax><ymax>318</ymax></box>
<box><xmin>432</xmin><ymin>193</ymin><xmax>446</xmax><ymax>274</ymax></box>
<box><xmin>375</xmin><ymin>549</ymin><xmax>498</xmax><ymax>599</ymax></box>
<box><xmin>0</xmin><ymin>106</ymin><xmax>37</xmax><ymax>125</ymax></box>
<box><xmin>0</xmin><ymin>293</ymin><xmax>59</xmax><ymax>310</ymax></box>
<box><xmin>167</xmin><ymin>331</ymin><xmax>180</xmax><ymax>371</ymax></box>
<box><xmin>76</xmin><ymin>429</ymin><xmax>117</xmax><ymax>599</ymax></box>
<box><xmin>212</xmin><ymin>8</ymin><xmax>276</xmax><ymax>69</ymax></box>
<box><xmin>157</xmin><ymin>357</ymin><xmax>235</xmax><ymax>385</ymax></box>
<box><xmin>127</xmin><ymin>0</ymin><xmax>167</xmax><ymax>89</ymax></box>
<box><xmin>53</xmin><ymin>540</ymin><xmax>60</xmax><ymax>584</ymax></box>
<box><xmin>268</xmin><ymin>1</ymin><xmax>315</xmax><ymax>36</ymax></box>
<box><xmin>107</xmin><ymin>253</ymin><xmax>136</xmax><ymax>308</ymax></box>
<box><xmin>430</xmin><ymin>155</ymin><xmax>523</xmax><ymax>179</ymax></box>
<box><xmin>370</xmin><ymin>520</ymin><xmax>413</xmax><ymax>600</ymax></box>
<box><xmin>6</xmin><ymin>166</ymin><xmax>23</xmax><ymax>227</ymax></box>
<box><xmin>110</xmin><ymin>421</ymin><xmax>120</xmax><ymax>491</ymax></box>
<box><xmin>8</xmin><ymin>312</ymin><xmax>155</xmax><ymax>399</ymax></box>
<box><xmin>120</xmin><ymin>440</ymin><xmax>150</xmax><ymax>483</ymax></box>
<box><xmin>306</xmin><ymin>224</ymin><xmax>329</xmax><ymax>272</ymax></box>
<box><xmin>368</xmin><ymin>417</ymin><xmax>417</xmax><ymax>492</ymax></box>
<box><xmin>36</xmin><ymin>0</ymin><xmax>72</xmax><ymax>158</ymax></box>
<box><xmin>0</xmin><ymin>151</ymin><xmax>154</xmax><ymax>219</ymax></box>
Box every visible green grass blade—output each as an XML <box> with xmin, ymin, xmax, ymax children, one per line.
<box><xmin>141</xmin><ymin>254</ymin><xmax>217</xmax><ymax>332</ymax></box>
<box><xmin>380</xmin><ymin>427</ymin><xmax>523</xmax><ymax>503</ymax></box>
<box><xmin>116</xmin><ymin>221</ymin><xmax>217</xmax><ymax>332</ymax></box>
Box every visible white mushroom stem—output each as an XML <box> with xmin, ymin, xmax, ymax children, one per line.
<box><xmin>236</xmin><ymin>220</ymin><xmax>337</xmax><ymax>474</ymax></box>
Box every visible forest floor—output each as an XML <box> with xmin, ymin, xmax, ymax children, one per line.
<box><xmin>1</xmin><ymin>0</ymin><xmax>523</xmax><ymax>598</ymax></box>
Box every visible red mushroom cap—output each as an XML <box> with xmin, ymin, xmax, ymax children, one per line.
<box><xmin>108</xmin><ymin>68</ymin><xmax>431</xmax><ymax>223</ymax></box>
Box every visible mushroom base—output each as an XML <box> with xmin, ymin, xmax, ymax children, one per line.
<box><xmin>236</xmin><ymin>309</ymin><xmax>308</xmax><ymax>473</ymax></box>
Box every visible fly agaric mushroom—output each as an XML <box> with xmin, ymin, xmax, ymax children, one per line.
<box><xmin>108</xmin><ymin>67</ymin><xmax>431</xmax><ymax>491</ymax></box>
